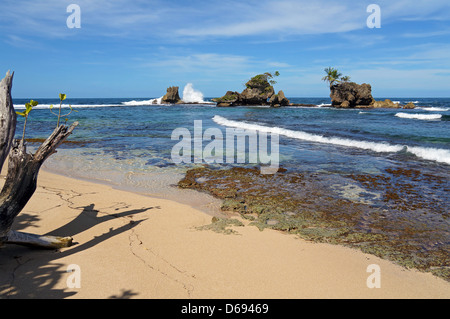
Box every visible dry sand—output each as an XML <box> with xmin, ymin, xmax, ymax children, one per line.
<box><xmin>0</xmin><ymin>169</ymin><xmax>449</xmax><ymax>299</ymax></box>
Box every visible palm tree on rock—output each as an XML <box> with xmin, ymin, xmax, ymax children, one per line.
<box><xmin>322</xmin><ymin>67</ymin><xmax>344</xmax><ymax>87</ymax></box>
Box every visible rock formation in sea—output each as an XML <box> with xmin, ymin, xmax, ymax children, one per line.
<box><xmin>161</xmin><ymin>86</ymin><xmax>182</xmax><ymax>104</ymax></box>
<box><xmin>239</xmin><ymin>74</ymin><xmax>275</xmax><ymax>105</ymax></box>
<box><xmin>371</xmin><ymin>99</ymin><xmax>401</xmax><ymax>109</ymax></box>
<box><xmin>269</xmin><ymin>90</ymin><xmax>290</xmax><ymax>107</ymax></box>
<box><xmin>214</xmin><ymin>91</ymin><xmax>241</xmax><ymax>107</ymax></box>
<box><xmin>403</xmin><ymin>102</ymin><xmax>416</xmax><ymax>109</ymax></box>
<box><xmin>214</xmin><ymin>73</ymin><xmax>289</xmax><ymax>107</ymax></box>
<box><xmin>330</xmin><ymin>82</ymin><xmax>373</xmax><ymax>108</ymax></box>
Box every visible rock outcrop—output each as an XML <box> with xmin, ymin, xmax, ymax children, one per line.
<box><xmin>214</xmin><ymin>73</ymin><xmax>277</xmax><ymax>107</ymax></box>
<box><xmin>213</xmin><ymin>91</ymin><xmax>241</xmax><ymax>107</ymax></box>
<box><xmin>239</xmin><ymin>74</ymin><xmax>275</xmax><ymax>105</ymax></box>
<box><xmin>371</xmin><ymin>99</ymin><xmax>400</xmax><ymax>109</ymax></box>
<box><xmin>330</xmin><ymin>82</ymin><xmax>373</xmax><ymax>108</ymax></box>
<box><xmin>269</xmin><ymin>90</ymin><xmax>290</xmax><ymax>107</ymax></box>
<box><xmin>162</xmin><ymin>86</ymin><xmax>182</xmax><ymax>104</ymax></box>
<box><xmin>403</xmin><ymin>102</ymin><xmax>416</xmax><ymax>109</ymax></box>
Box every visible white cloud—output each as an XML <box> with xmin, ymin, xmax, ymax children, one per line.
<box><xmin>141</xmin><ymin>52</ymin><xmax>290</xmax><ymax>74</ymax></box>
<box><xmin>176</xmin><ymin>1</ymin><xmax>364</xmax><ymax>37</ymax></box>
<box><xmin>1</xmin><ymin>0</ymin><xmax>450</xmax><ymax>40</ymax></box>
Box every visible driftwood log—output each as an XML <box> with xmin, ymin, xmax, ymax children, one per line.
<box><xmin>0</xmin><ymin>71</ymin><xmax>16</xmax><ymax>174</ymax></box>
<box><xmin>0</xmin><ymin>71</ymin><xmax>78</xmax><ymax>249</ymax></box>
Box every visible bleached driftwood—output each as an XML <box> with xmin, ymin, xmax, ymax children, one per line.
<box><xmin>0</xmin><ymin>71</ymin><xmax>16</xmax><ymax>174</ymax></box>
<box><xmin>4</xmin><ymin>230</ymin><xmax>73</xmax><ymax>249</ymax></box>
<box><xmin>0</xmin><ymin>71</ymin><xmax>78</xmax><ymax>248</ymax></box>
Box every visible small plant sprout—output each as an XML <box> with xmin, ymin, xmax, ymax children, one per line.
<box><xmin>50</xmin><ymin>93</ymin><xmax>77</xmax><ymax>127</ymax></box>
<box><xmin>16</xmin><ymin>99</ymin><xmax>38</xmax><ymax>144</ymax></box>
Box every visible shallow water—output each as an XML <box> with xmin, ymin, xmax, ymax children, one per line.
<box><xmin>15</xmin><ymin>96</ymin><xmax>449</xmax><ymax>200</ymax></box>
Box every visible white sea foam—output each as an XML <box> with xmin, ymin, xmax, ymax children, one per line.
<box><xmin>420</xmin><ymin>107</ymin><xmax>449</xmax><ymax>112</ymax></box>
<box><xmin>182</xmin><ymin>83</ymin><xmax>205</xmax><ymax>103</ymax></box>
<box><xmin>393</xmin><ymin>101</ymin><xmax>419</xmax><ymax>105</ymax></box>
<box><xmin>317</xmin><ymin>103</ymin><xmax>332</xmax><ymax>107</ymax></box>
<box><xmin>407</xmin><ymin>146</ymin><xmax>450</xmax><ymax>165</ymax></box>
<box><xmin>14</xmin><ymin>103</ymin><xmax>120</xmax><ymax>109</ymax></box>
<box><xmin>395</xmin><ymin>113</ymin><xmax>442</xmax><ymax>120</ymax></box>
<box><xmin>122</xmin><ymin>98</ymin><xmax>163</xmax><ymax>106</ymax></box>
<box><xmin>212</xmin><ymin>115</ymin><xmax>450</xmax><ymax>165</ymax></box>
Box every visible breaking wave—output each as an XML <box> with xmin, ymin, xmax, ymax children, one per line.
<box><xmin>420</xmin><ymin>107</ymin><xmax>449</xmax><ymax>112</ymax></box>
<box><xmin>122</xmin><ymin>98</ymin><xmax>163</xmax><ymax>106</ymax></box>
<box><xmin>182</xmin><ymin>83</ymin><xmax>205</xmax><ymax>103</ymax></box>
<box><xmin>395</xmin><ymin>113</ymin><xmax>442</xmax><ymax>120</ymax></box>
<box><xmin>212</xmin><ymin>115</ymin><xmax>450</xmax><ymax>165</ymax></box>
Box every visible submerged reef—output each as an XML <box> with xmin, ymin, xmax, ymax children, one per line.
<box><xmin>179</xmin><ymin>166</ymin><xmax>449</xmax><ymax>281</ymax></box>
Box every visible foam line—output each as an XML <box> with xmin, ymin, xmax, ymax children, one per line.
<box><xmin>212</xmin><ymin>115</ymin><xmax>450</xmax><ymax>165</ymax></box>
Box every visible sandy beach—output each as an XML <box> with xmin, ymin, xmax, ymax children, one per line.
<box><xmin>0</xmin><ymin>169</ymin><xmax>448</xmax><ymax>299</ymax></box>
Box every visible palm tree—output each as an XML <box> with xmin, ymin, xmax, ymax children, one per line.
<box><xmin>322</xmin><ymin>67</ymin><xmax>343</xmax><ymax>87</ymax></box>
<box><xmin>341</xmin><ymin>75</ymin><xmax>351</xmax><ymax>82</ymax></box>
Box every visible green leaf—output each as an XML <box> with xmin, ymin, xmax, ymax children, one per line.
<box><xmin>50</xmin><ymin>104</ymin><xmax>54</xmax><ymax>109</ymax></box>
<box><xmin>16</xmin><ymin>111</ymin><xmax>26</xmax><ymax>117</ymax></box>
<box><xmin>68</xmin><ymin>105</ymin><xmax>78</xmax><ymax>113</ymax></box>
<box><xmin>30</xmin><ymin>100</ymin><xmax>39</xmax><ymax>107</ymax></box>
<box><xmin>59</xmin><ymin>93</ymin><xmax>67</xmax><ymax>101</ymax></box>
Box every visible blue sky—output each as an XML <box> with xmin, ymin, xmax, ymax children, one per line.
<box><xmin>1</xmin><ymin>0</ymin><xmax>449</xmax><ymax>98</ymax></box>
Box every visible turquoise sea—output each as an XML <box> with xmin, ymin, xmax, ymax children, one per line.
<box><xmin>13</xmin><ymin>95</ymin><xmax>449</xmax><ymax>211</ymax></box>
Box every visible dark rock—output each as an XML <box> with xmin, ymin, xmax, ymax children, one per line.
<box><xmin>214</xmin><ymin>91</ymin><xmax>240</xmax><ymax>107</ymax></box>
<box><xmin>240</xmin><ymin>86</ymin><xmax>274</xmax><ymax>105</ymax></box>
<box><xmin>270</xmin><ymin>90</ymin><xmax>290</xmax><ymax>107</ymax></box>
<box><xmin>403</xmin><ymin>102</ymin><xmax>416</xmax><ymax>109</ymax></box>
<box><xmin>372</xmin><ymin>99</ymin><xmax>400</xmax><ymax>109</ymax></box>
<box><xmin>330</xmin><ymin>82</ymin><xmax>373</xmax><ymax>108</ymax></box>
<box><xmin>162</xmin><ymin>86</ymin><xmax>182</xmax><ymax>104</ymax></box>
<box><xmin>215</xmin><ymin>74</ymin><xmax>276</xmax><ymax>107</ymax></box>
<box><xmin>216</xmin><ymin>102</ymin><xmax>233</xmax><ymax>107</ymax></box>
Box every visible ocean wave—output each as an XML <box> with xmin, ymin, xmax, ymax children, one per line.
<box><xmin>212</xmin><ymin>115</ymin><xmax>450</xmax><ymax>165</ymax></box>
<box><xmin>395</xmin><ymin>113</ymin><xmax>442</xmax><ymax>120</ymax></box>
<box><xmin>14</xmin><ymin>103</ymin><xmax>121</xmax><ymax>109</ymax></box>
<box><xmin>316</xmin><ymin>103</ymin><xmax>332</xmax><ymax>107</ymax></box>
<box><xmin>420</xmin><ymin>107</ymin><xmax>449</xmax><ymax>112</ymax></box>
<box><xmin>122</xmin><ymin>98</ymin><xmax>163</xmax><ymax>106</ymax></box>
<box><xmin>182</xmin><ymin>83</ymin><xmax>205</xmax><ymax>103</ymax></box>
<box><xmin>393</xmin><ymin>101</ymin><xmax>419</xmax><ymax>104</ymax></box>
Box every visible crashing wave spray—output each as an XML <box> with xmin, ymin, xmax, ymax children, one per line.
<box><xmin>182</xmin><ymin>83</ymin><xmax>205</xmax><ymax>103</ymax></box>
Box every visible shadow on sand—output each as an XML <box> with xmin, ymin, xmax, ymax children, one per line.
<box><xmin>0</xmin><ymin>203</ymin><xmax>158</xmax><ymax>299</ymax></box>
